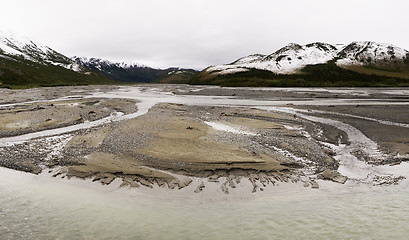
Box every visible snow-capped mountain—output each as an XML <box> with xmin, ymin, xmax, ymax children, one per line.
<box><xmin>73</xmin><ymin>56</ymin><xmax>198</xmax><ymax>83</ymax></box>
<box><xmin>0</xmin><ymin>32</ymin><xmax>114</xmax><ymax>87</ymax></box>
<box><xmin>73</xmin><ymin>57</ymin><xmax>147</xmax><ymax>72</ymax></box>
<box><xmin>206</xmin><ymin>41</ymin><xmax>409</xmax><ymax>75</ymax></box>
<box><xmin>337</xmin><ymin>41</ymin><xmax>409</xmax><ymax>66</ymax></box>
<box><xmin>0</xmin><ymin>33</ymin><xmax>84</xmax><ymax>72</ymax></box>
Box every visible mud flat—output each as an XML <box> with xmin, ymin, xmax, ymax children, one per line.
<box><xmin>1</xmin><ymin>85</ymin><xmax>408</xmax><ymax>193</ymax></box>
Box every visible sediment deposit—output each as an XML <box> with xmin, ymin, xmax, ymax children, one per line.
<box><xmin>1</xmin><ymin>85</ymin><xmax>408</xmax><ymax>193</ymax></box>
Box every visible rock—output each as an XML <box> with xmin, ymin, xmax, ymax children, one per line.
<box><xmin>128</xmin><ymin>180</ymin><xmax>140</xmax><ymax>188</ymax></box>
<box><xmin>174</xmin><ymin>176</ymin><xmax>193</xmax><ymax>189</ymax></box>
<box><xmin>249</xmin><ymin>174</ymin><xmax>258</xmax><ymax>193</ymax></box>
<box><xmin>155</xmin><ymin>178</ymin><xmax>167</xmax><ymax>187</ymax></box>
<box><xmin>167</xmin><ymin>181</ymin><xmax>177</xmax><ymax>189</ymax></box>
<box><xmin>227</xmin><ymin>175</ymin><xmax>236</xmax><ymax>188</ymax></box>
<box><xmin>221</xmin><ymin>183</ymin><xmax>229</xmax><ymax>194</ymax></box>
<box><xmin>93</xmin><ymin>173</ymin><xmax>116</xmax><ymax>185</ymax></box>
<box><xmin>135</xmin><ymin>176</ymin><xmax>153</xmax><ymax>188</ymax></box>
<box><xmin>258</xmin><ymin>173</ymin><xmax>270</xmax><ymax>187</ymax></box>
<box><xmin>317</xmin><ymin>169</ymin><xmax>348</xmax><ymax>184</ymax></box>
<box><xmin>119</xmin><ymin>181</ymin><xmax>129</xmax><ymax>188</ymax></box>
<box><xmin>120</xmin><ymin>177</ymin><xmax>140</xmax><ymax>188</ymax></box>
<box><xmin>194</xmin><ymin>181</ymin><xmax>205</xmax><ymax>193</ymax></box>
<box><xmin>208</xmin><ymin>174</ymin><xmax>220</xmax><ymax>183</ymax></box>
<box><xmin>166</xmin><ymin>176</ymin><xmax>192</xmax><ymax>190</ymax></box>
<box><xmin>310</xmin><ymin>180</ymin><xmax>319</xmax><ymax>189</ymax></box>
<box><xmin>100</xmin><ymin>176</ymin><xmax>115</xmax><ymax>185</ymax></box>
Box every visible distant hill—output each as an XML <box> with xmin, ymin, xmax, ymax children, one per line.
<box><xmin>73</xmin><ymin>57</ymin><xmax>198</xmax><ymax>84</ymax></box>
<box><xmin>0</xmin><ymin>34</ymin><xmax>114</xmax><ymax>88</ymax></box>
<box><xmin>192</xmin><ymin>41</ymin><xmax>409</xmax><ymax>87</ymax></box>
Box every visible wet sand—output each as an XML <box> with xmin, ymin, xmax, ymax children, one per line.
<box><xmin>0</xmin><ymin>85</ymin><xmax>408</xmax><ymax>193</ymax></box>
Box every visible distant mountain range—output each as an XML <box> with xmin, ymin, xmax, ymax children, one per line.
<box><xmin>0</xmin><ymin>34</ymin><xmax>114</xmax><ymax>88</ymax></box>
<box><xmin>0</xmin><ymin>33</ymin><xmax>197</xmax><ymax>88</ymax></box>
<box><xmin>193</xmin><ymin>41</ymin><xmax>409</xmax><ymax>87</ymax></box>
<box><xmin>205</xmin><ymin>42</ymin><xmax>409</xmax><ymax>74</ymax></box>
<box><xmin>1</xmin><ymin>32</ymin><xmax>409</xmax><ymax>88</ymax></box>
<box><xmin>73</xmin><ymin>57</ymin><xmax>198</xmax><ymax>83</ymax></box>
<box><xmin>0</xmin><ymin>34</ymin><xmax>84</xmax><ymax>73</ymax></box>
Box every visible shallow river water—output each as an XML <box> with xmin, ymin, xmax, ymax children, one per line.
<box><xmin>1</xmin><ymin>166</ymin><xmax>409</xmax><ymax>240</ymax></box>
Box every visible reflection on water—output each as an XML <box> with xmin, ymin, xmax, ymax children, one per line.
<box><xmin>1</xmin><ymin>167</ymin><xmax>409</xmax><ymax>240</ymax></box>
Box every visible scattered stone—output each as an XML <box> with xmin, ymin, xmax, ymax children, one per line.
<box><xmin>208</xmin><ymin>174</ymin><xmax>220</xmax><ymax>183</ymax></box>
<box><xmin>227</xmin><ymin>176</ymin><xmax>236</xmax><ymax>188</ymax></box>
<box><xmin>249</xmin><ymin>174</ymin><xmax>258</xmax><ymax>193</ymax></box>
<box><xmin>317</xmin><ymin>169</ymin><xmax>348</xmax><ymax>184</ymax></box>
<box><xmin>93</xmin><ymin>173</ymin><xmax>116</xmax><ymax>185</ymax></box>
<box><xmin>221</xmin><ymin>182</ymin><xmax>229</xmax><ymax>194</ymax></box>
<box><xmin>259</xmin><ymin>172</ymin><xmax>270</xmax><ymax>187</ymax></box>
<box><xmin>135</xmin><ymin>176</ymin><xmax>153</xmax><ymax>188</ymax></box>
<box><xmin>310</xmin><ymin>180</ymin><xmax>319</xmax><ymax>189</ymax></box>
<box><xmin>194</xmin><ymin>181</ymin><xmax>205</xmax><ymax>193</ymax></box>
<box><xmin>173</xmin><ymin>176</ymin><xmax>193</xmax><ymax>189</ymax></box>
<box><xmin>120</xmin><ymin>178</ymin><xmax>140</xmax><ymax>188</ymax></box>
<box><xmin>155</xmin><ymin>178</ymin><xmax>167</xmax><ymax>187</ymax></box>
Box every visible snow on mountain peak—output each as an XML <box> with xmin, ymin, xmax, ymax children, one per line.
<box><xmin>231</xmin><ymin>54</ymin><xmax>266</xmax><ymax>65</ymax></box>
<box><xmin>73</xmin><ymin>56</ymin><xmax>148</xmax><ymax>70</ymax></box>
<box><xmin>337</xmin><ymin>41</ymin><xmax>409</xmax><ymax>66</ymax></box>
<box><xmin>118</xmin><ymin>62</ymin><xmax>148</xmax><ymax>69</ymax></box>
<box><xmin>207</xmin><ymin>42</ymin><xmax>340</xmax><ymax>74</ymax></box>
<box><xmin>0</xmin><ymin>32</ymin><xmax>83</xmax><ymax>72</ymax></box>
<box><xmin>206</xmin><ymin>41</ymin><xmax>409</xmax><ymax>75</ymax></box>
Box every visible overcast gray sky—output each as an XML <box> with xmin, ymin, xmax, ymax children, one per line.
<box><xmin>1</xmin><ymin>0</ymin><xmax>408</xmax><ymax>69</ymax></box>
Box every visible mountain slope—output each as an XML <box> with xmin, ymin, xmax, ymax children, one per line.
<box><xmin>74</xmin><ymin>57</ymin><xmax>198</xmax><ymax>83</ymax></box>
<box><xmin>0</xmin><ymin>34</ymin><xmax>85</xmax><ymax>72</ymax></box>
<box><xmin>194</xmin><ymin>41</ymin><xmax>409</xmax><ymax>87</ymax></box>
<box><xmin>0</xmin><ymin>34</ymin><xmax>113</xmax><ymax>88</ymax></box>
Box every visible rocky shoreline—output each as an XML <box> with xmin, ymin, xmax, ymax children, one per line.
<box><xmin>1</xmin><ymin>85</ymin><xmax>408</xmax><ymax>193</ymax></box>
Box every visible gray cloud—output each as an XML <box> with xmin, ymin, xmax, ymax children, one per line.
<box><xmin>1</xmin><ymin>0</ymin><xmax>408</xmax><ymax>69</ymax></box>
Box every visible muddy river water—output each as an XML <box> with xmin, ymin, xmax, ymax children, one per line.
<box><xmin>2</xmin><ymin>166</ymin><xmax>409</xmax><ymax>239</ymax></box>
<box><xmin>1</xmin><ymin>85</ymin><xmax>409</xmax><ymax>239</ymax></box>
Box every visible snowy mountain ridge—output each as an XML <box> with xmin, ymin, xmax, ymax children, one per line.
<box><xmin>0</xmin><ymin>33</ymin><xmax>84</xmax><ymax>72</ymax></box>
<box><xmin>0</xmin><ymin>32</ymin><xmax>198</xmax><ymax>86</ymax></box>
<box><xmin>207</xmin><ymin>41</ymin><xmax>409</xmax><ymax>75</ymax></box>
<box><xmin>73</xmin><ymin>56</ymin><xmax>198</xmax><ymax>83</ymax></box>
<box><xmin>73</xmin><ymin>56</ymin><xmax>148</xmax><ymax>71</ymax></box>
